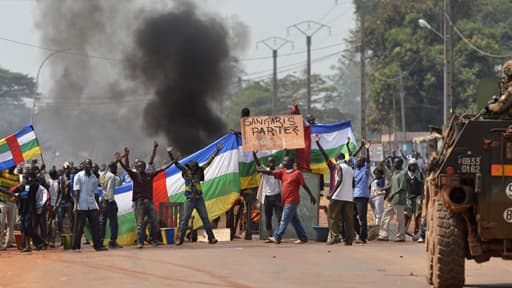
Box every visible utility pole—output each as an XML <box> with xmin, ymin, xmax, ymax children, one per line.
<box><xmin>443</xmin><ymin>0</ymin><xmax>453</xmax><ymax>125</ymax></box>
<box><xmin>392</xmin><ymin>89</ymin><xmax>397</xmax><ymax>149</ymax></box>
<box><xmin>399</xmin><ymin>72</ymin><xmax>406</xmax><ymax>147</ymax></box>
<box><xmin>360</xmin><ymin>11</ymin><xmax>367</xmax><ymax>140</ymax></box>
<box><xmin>288</xmin><ymin>20</ymin><xmax>331</xmax><ymax>115</ymax></box>
<box><xmin>257</xmin><ymin>37</ymin><xmax>293</xmax><ymax>114</ymax></box>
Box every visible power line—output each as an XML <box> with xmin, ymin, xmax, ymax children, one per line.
<box><xmin>444</xmin><ymin>13</ymin><xmax>512</xmax><ymax>58</ymax></box>
<box><xmin>245</xmin><ymin>50</ymin><xmax>343</xmax><ymax>81</ymax></box>
<box><xmin>288</xmin><ymin>20</ymin><xmax>331</xmax><ymax>114</ymax></box>
<box><xmin>0</xmin><ymin>33</ymin><xmax>346</xmax><ymax>66</ymax></box>
<box><xmin>245</xmin><ymin>50</ymin><xmax>339</xmax><ymax>79</ymax></box>
<box><xmin>256</xmin><ymin>37</ymin><xmax>293</xmax><ymax>114</ymax></box>
<box><xmin>241</xmin><ymin>41</ymin><xmax>345</xmax><ymax>62</ymax></box>
<box><xmin>0</xmin><ymin>36</ymin><xmax>122</xmax><ymax>62</ymax></box>
<box><xmin>37</xmin><ymin>97</ymin><xmax>150</xmax><ymax>106</ymax></box>
<box><xmin>0</xmin><ymin>36</ymin><xmax>54</xmax><ymax>51</ymax></box>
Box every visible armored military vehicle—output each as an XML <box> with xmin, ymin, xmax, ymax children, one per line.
<box><xmin>425</xmin><ymin>112</ymin><xmax>512</xmax><ymax>288</ymax></box>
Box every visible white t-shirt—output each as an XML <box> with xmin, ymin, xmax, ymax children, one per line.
<box><xmin>48</xmin><ymin>179</ymin><xmax>59</xmax><ymax>206</ymax></box>
<box><xmin>256</xmin><ymin>166</ymin><xmax>282</xmax><ymax>204</ymax></box>
<box><xmin>35</xmin><ymin>185</ymin><xmax>49</xmax><ymax>214</ymax></box>
<box><xmin>331</xmin><ymin>162</ymin><xmax>354</xmax><ymax>202</ymax></box>
<box><xmin>370</xmin><ymin>177</ymin><xmax>388</xmax><ymax>199</ymax></box>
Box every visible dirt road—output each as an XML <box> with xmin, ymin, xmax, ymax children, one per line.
<box><xmin>1</xmin><ymin>240</ymin><xmax>511</xmax><ymax>288</ymax></box>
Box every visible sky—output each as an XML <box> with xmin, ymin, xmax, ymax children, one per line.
<box><xmin>0</xmin><ymin>0</ymin><xmax>356</xmax><ymax>95</ymax></box>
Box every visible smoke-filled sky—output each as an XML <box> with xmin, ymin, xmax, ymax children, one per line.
<box><xmin>0</xmin><ymin>0</ymin><xmax>355</xmax><ymax>165</ymax></box>
<box><xmin>125</xmin><ymin>1</ymin><xmax>234</xmax><ymax>153</ymax></box>
<box><xmin>32</xmin><ymin>0</ymin><xmax>247</xmax><ymax>163</ymax></box>
<box><xmin>0</xmin><ymin>0</ymin><xmax>355</xmax><ymax>91</ymax></box>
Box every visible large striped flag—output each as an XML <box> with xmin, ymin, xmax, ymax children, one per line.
<box><xmin>310</xmin><ymin>120</ymin><xmax>357</xmax><ymax>174</ymax></box>
<box><xmin>0</xmin><ymin>125</ymin><xmax>42</xmax><ymax>170</ymax></box>
<box><xmin>107</xmin><ymin>120</ymin><xmax>356</xmax><ymax>246</ymax></box>
<box><xmin>238</xmin><ymin>120</ymin><xmax>357</xmax><ymax>189</ymax></box>
<box><xmin>107</xmin><ymin>132</ymin><xmax>241</xmax><ymax>246</ymax></box>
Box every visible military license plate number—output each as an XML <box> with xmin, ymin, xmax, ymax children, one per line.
<box><xmin>458</xmin><ymin>156</ymin><xmax>481</xmax><ymax>173</ymax></box>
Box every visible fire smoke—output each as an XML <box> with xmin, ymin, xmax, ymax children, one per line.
<box><xmin>35</xmin><ymin>0</ymin><xmax>245</xmax><ymax>163</ymax></box>
<box><xmin>125</xmin><ymin>1</ymin><xmax>232</xmax><ymax>154</ymax></box>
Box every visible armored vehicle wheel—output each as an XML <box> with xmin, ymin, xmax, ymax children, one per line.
<box><xmin>432</xmin><ymin>199</ymin><xmax>465</xmax><ymax>288</ymax></box>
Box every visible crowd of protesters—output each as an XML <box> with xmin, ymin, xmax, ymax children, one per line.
<box><xmin>249</xmin><ymin>102</ymin><xmax>426</xmax><ymax>245</ymax></box>
<box><xmin>0</xmin><ymin>105</ymin><xmax>426</xmax><ymax>253</ymax></box>
<box><xmin>0</xmin><ymin>138</ymin><xmax>229</xmax><ymax>253</ymax></box>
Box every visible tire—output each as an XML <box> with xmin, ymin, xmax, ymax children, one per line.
<box><xmin>432</xmin><ymin>199</ymin><xmax>465</xmax><ymax>288</ymax></box>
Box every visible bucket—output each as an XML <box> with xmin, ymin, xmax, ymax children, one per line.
<box><xmin>61</xmin><ymin>234</ymin><xmax>72</xmax><ymax>250</ymax></box>
<box><xmin>160</xmin><ymin>227</ymin><xmax>177</xmax><ymax>245</ymax></box>
<box><xmin>14</xmin><ymin>234</ymin><xmax>23</xmax><ymax>250</ymax></box>
<box><xmin>312</xmin><ymin>226</ymin><xmax>329</xmax><ymax>242</ymax></box>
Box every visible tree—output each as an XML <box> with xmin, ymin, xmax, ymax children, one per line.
<box><xmin>349</xmin><ymin>0</ymin><xmax>512</xmax><ymax>132</ymax></box>
<box><xmin>0</xmin><ymin>67</ymin><xmax>35</xmax><ymax>99</ymax></box>
<box><xmin>222</xmin><ymin>80</ymin><xmax>272</xmax><ymax>130</ymax></box>
<box><xmin>0</xmin><ymin>67</ymin><xmax>35</xmax><ymax>135</ymax></box>
<box><xmin>222</xmin><ymin>72</ymin><xmax>351</xmax><ymax>129</ymax></box>
<box><xmin>328</xmin><ymin>38</ymin><xmax>362</xmax><ymax>135</ymax></box>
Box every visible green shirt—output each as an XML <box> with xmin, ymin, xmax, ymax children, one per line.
<box><xmin>390</xmin><ymin>170</ymin><xmax>408</xmax><ymax>205</ymax></box>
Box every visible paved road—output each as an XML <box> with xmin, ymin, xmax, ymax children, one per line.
<box><xmin>1</xmin><ymin>240</ymin><xmax>511</xmax><ymax>288</ymax></box>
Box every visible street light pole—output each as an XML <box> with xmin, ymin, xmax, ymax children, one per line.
<box><xmin>443</xmin><ymin>0</ymin><xmax>453</xmax><ymax>125</ymax></box>
<box><xmin>30</xmin><ymin>49</ymin><xmax>70</xmax><ymax>125</ymax></box>
<box><xmin>418</xmin><ymin>19</ymin><xmax>444</xmax><ymax>39</ymax></box>
<box><xmin>418</xmin><ymin>14</ymin><xmax>453</xmax><ymax>126</ymax></box>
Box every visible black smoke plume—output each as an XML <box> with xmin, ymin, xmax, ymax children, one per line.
<box><xmin>34</xmin><ymin>1</ymin><xmax>244</xmax><ymax>164</ymax></box>
<box><xmin>126</xmin><ymin>2</ymin><xmax>231</xmax><ymax>154</ymax></box>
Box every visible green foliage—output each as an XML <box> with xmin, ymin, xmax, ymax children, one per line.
<box><xmin>0</xmin><ymin>67</ymin><xmax>35</xmax><ymax>98</ymax></box>
<box><xmin>223</xmin><ymin>80</ymin><xmax>272</xmax><ymax>130</ymax></box>
<box><xmin>0</xmin><ymin>67</ymin><xmax>35</xmax><ymax>134</ymax></box>
<box><xmin>222</xmin><ymin>73</ymin><xmax>352</xmax><ymax>129</ymax></box>
<box><xmin>351</xmin><ymin>0</ymin><xmax>510</xmax><ymax>132</ymax></box>
<box><xmin>328</xmin><ymin>47</ymin><xmax>361</xmax><ymax>134</ymax></box>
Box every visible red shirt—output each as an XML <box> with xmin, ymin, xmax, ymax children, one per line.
<box><xmin>272</xmin><ymin>169</ymin><xmax>305</xmax><ymax>205</ymax></box>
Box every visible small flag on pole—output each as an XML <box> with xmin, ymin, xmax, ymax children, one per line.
<box><xmin>0</xmin><ymin>125</ymin><xmax>42</xmax><ymax>170</ymax></box>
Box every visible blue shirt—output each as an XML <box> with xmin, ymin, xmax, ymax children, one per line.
<box><xmin>73</xmin><ymin>171</ymin><xmax>99</xmax><ymax>210</ymax></box>
<box><xmin>353</xmin><ymin>162</ymin><xmax>370</xmax><ymax>198</ymax></box>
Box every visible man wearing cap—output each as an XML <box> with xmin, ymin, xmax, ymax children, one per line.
<box><xmin>72</xmin><ymin>159</ymin><xmax>107</xmax><ymax>251</ymax></box>
<box><xmin>405</xmin><ymin>158</ymin><xmax>424</xmax><ymax>237</ymax></box>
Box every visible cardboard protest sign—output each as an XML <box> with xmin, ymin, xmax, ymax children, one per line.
<box><xmin>369</xmin><ymin>143</ymin><xmax>384</xmax><ymax>162</ymax></box>
<box><xmin>240</xmin><ymin>115</ymin><xmax>305</xmax><ymax>152</ymax></box>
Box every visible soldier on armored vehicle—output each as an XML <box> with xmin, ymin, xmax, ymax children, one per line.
<box><xmin>484</xmin><ymin>60</ymin><xmax>512</xmax><ymax>118</ymax></box>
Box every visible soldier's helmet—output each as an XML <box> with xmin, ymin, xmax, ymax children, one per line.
<box><xmin>503</xmin><ymin>60</ymin><xmax>512</xmax><ymax>77</ymax></box>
